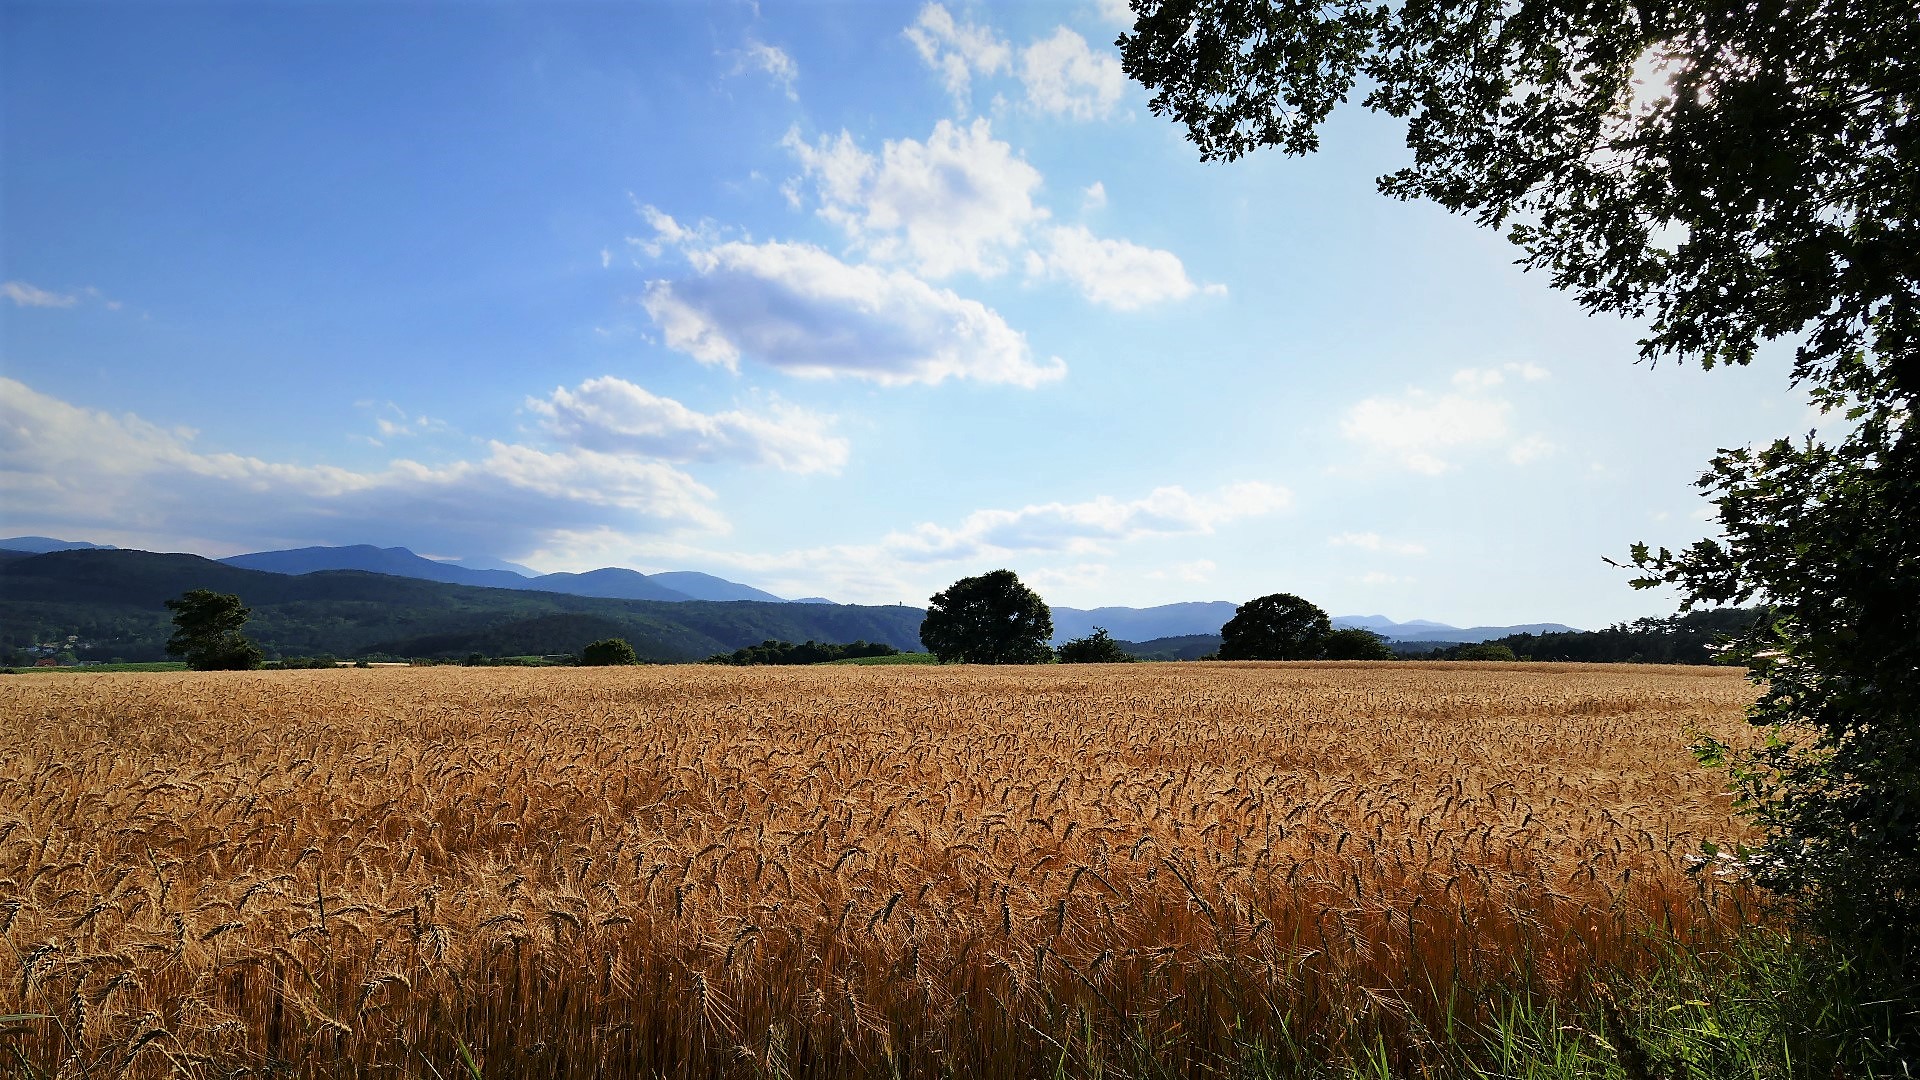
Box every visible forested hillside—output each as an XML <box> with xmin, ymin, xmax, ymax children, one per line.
<box><xmin>0</xmin><ymin>550</ymin><xmax>925</xmax><ymax>663</ymax></box>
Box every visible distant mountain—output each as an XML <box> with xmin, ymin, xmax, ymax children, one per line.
<box><xmin>221</xmin><ymin>544</ymin><xmax>797</xmax><ymax>604</ymax></box>
<box><xmin>434</xmin><ymin>555</ymin><xmax>537</xmax><ymax>577</ymax></box>
<box><xmin>0</xmin><ymin>548</ymin><xmax>926</xmax><ymax>662</ymax></box>
<box><xmin>529</xmin><ymin>568</ymin><xmax>693</xmax><ymax>603</ymax></box>
<box><xmin>1050</xmin><ymin>602</ymin><xmax>1239</xmax><ymax>644</ymax></box>
<box><xmin>1118</xmin><ymin>634</ymin><xmax>1221</xmax><ymax>661</ymax></box>
<box><xmin>791</xmin><ymin>597</ymin><xmax>838</xmax><ymax>605</ymax></box>
<box><xmin>647</xmin><ymin>571</ymin><xmax>787</xmax><ymax>603</ymax></box>
<box><xmin>222</xmin><ymin>545</ymin><xmax>534</xmax><ymax>590</ymax></box>
<box><xmin>0</xmin><ymin>536</ymin><xmax>116</xmax><ymax>553</ymax></box>
<box><xmin>1046</xmin><ymin>603</ymin><xmax>1578</xmax><ymax>646</ymax></box>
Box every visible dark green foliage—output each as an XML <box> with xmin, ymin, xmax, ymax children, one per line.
<box><xmin>1453</xmin><ymin>642</ymin><xmax>1519</xmax><ymax>662</ymax></box>
<box><xmin>1636</xmin><ymin>411</ymin><xmax>1920</xmax><ymax>980</ymax></box>
<box><xmin>580</xmin><ymin>637</ymin><xmax>638</xmax><ymax>666</ymax></box>
<box><xmin>164</xmin><ymin>589</ymin><xmax>262</xmax><ymax>670</ymax></box>
<box><xmin>0</xmin><ymin>549</ymin><xmax>925</xmax><ymax>662</ymax></box>
<box><xmin>1322</xmin><ymin>627</ymin><xmax>1396</xmax><ymax>660</ymax></box>
<box><xmin>1120</xmin><ymin>0</ymin><xmax>1918</xmax><ymax>399</ymax></box>
<box><xmin>1119</xmin><ymin>633</ymin><xmax>1222</xmax><ymax>661</ymax></box>
<box><xmin>1217</xmin><ymin>593</ymin><xmax>1331</xmax><ymax>660</ymax></box>
<box><xmin>705</xmin><ymin>639</ymin><xmax>900</xmax><ymax>665</ymax></box>
<box><xmin>1055</xmin><ymin>627</ymin><xmax>1136</xmax><ymax>664</ymax></box>
<box><xmin>919</xmin><ymin>570</ymin><xmax>1054</xmax><ymax>664</ymax></box>
<box><xmin>1120</xmin><ymin>0</ymin><xmax>1919</xmax><ymax>981</ymax></box>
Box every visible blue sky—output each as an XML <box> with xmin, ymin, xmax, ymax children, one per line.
<box><xmin>2</xmin><ymin>1</ymin><xmax>1822</xmax><ymax>626</ymax></box>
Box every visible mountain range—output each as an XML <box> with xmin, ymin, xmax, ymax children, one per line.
<box><xmin>3</xmin><ymin>538</ymin><xmax>1580</xmax><ymax>649</ymax></box>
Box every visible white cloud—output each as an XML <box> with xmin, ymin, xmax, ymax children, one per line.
<box><xmin>1342</xmin><ymin>366</ymin><xmax>1555</xmax><ymax>474</ymax></box>
<box><xmin>365</xmin><ymin>402</ymin><xmax>448</xmax><ymax>442</ymax></box>
<box><xmin>1081</xmin><ymin>181</ymin><xmax>1107</xmax><ymax>210</ymax></box>
<box><xmin>641</xmin><ymin>239</ymin><xmax>1065</xmax><ymax>387</ymax></box>
<box><xmin>576</xmin><ymin>482</ymin><xmax>1288</xmax><ymax>606</ymax></box>
<box><xmin>885</xmin><ymin>481</ymin><xmax>1291</xmax><ymax>561</ymax></box>
<box><xmin>1328</xmin><ymin>532</ymin><xmax>1427</xmax><ymax>556</ymax></box>
<box><xmin>1452</xmin><ymin>362</ymin><xmax>1550</xmax><ymax>389</ymax></box>
<box><xmin>1027</xmin><ymin>224</ymin><xmax>1217</xmax><ymax>309</ymax></box>
<box><xmin>784</xmin><ymin>118</ymin><xmax>1047</xmax><ymax>279</ymax></box>
<box><xmin>0</xmin><ymin>378</ymin><xmax>723</xmax><ymax>561</ymax></box>
<box><xmin>528</xmin><ymin>376</ymin><xmax>848</xmax><ymax>474</ymax></box>
<box><xmin>1093</xmin><ymin>0</ymin><xmax>1135</xmax><ymax>26</ymax></box>
<box><xmin>1506</xmin><ymin>434</ymin><xmax>1556</xmax><ymax>465</ymax></box>
<box><xmin>1341</xmin><ymin>389</ymin><xmax>1512</xmax><ymax>475</ymax></box>
<box><xmin>903</xmin><ymin>3</ymin><xmax>1010</xmax><ymax>111</ymax></box>
<box><xmin>1147</xmin><ymin>558</ymin><xmax>1217</xmax><ymax>583</ymax></box>
<box><xmin>4</xmin><ymin>281</ymin><xmax>80</xmax><ymax>308</ymax></box>
<box><xmin>1020</xmin><ymin>27</ymin><xmax>1127</xmax><ymax>120</ymax></box>
<box><xmin>732</xmin><ymin>40</ymin><xmax>798</xmax><ymax>99</ymax></box>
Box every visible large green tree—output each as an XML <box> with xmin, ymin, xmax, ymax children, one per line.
<box><xmin>1218</xmin><ymin>593</ymin><xmax>1331</xmax><ymax>660</ymax></box>
<box><xmin>165</xmin><ymin>589</ymin><xmax>263</xmax><ymax>671</ymax></box>
<box><xmin>1119</xmin><ymin>0</ymin><xmax>1918</xmax><ymax>971</ymax></box>
<box><xmin>920</xmin><ymin>570</ymin><xmax>1054</xmax><ymax>664</ymax></box>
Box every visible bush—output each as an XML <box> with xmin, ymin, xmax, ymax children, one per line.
<box><xmin>580</xmin><ymin>638</ymin><xmax>638</xmax><ymax>666</ymax></box>
<box><xmin>1055</xmin><ymin>627</ymin><xmax>1136</xmax><ymax>663</ymax></box>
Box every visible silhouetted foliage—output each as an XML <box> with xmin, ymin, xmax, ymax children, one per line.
<box><xmin>919</xmin><ymin>570</ymin><xmax>1053</xmax><ymax>665</ymax></box>
<box><xmin>1218</xmin><ymin>593</ymin><xmax>1331</xmax><ymax>660</ymax></box>
<box><xmin>580</xmin><ymin>638</ymin><xmax>638</xmax><ymax>666</ymax></box>
<box><xmin>164</xmin><ymin>589</ymin><xmax>262</xmax><ymax>670</ymax></box>
<box><xmin>705</xmin><ymin>639</ymin><xmax>900</xmax><ymax>665</ymax></box>
<box><xmin>1322</xmin><ymin>627</ymin><xmax>1396</xmax><ymax>660</ymax></box>
<box><xmin>1056</xmin><ymin>627</ymin><xmax>1136</xmax><ymax>664</ymax></box>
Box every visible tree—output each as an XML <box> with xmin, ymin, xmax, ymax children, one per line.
<box><xmin>1323</xmin><ymin>626</ymin><xmax>1396</xmax><ymax>660</ymax></box>
<box><xmin>1218</xmin><ymin>593</ymin><xmax>1331</xmax><ymax>660</ymax></box>
<box><xmin>1056</xmin><ymin>627</ymin><xmax>1137</xmax><ymax>664</ymax></box>
<box><xmin>919</xmin><ymin>570</ymin><xmax>1054</xmax><ymax>664</ymax></box>
<box><xmin>1119</xmin><ymin>0</ymin><xmax>1918</xmax><ymax>979</ymax></box>
<box><xmin>164</xmin><ymin>589</ymin><xmax>262</xmax><ymax>671</ymax></box>
<box><xmin>580</xmin><ymin>637</ymin><xmax>638</xmax><ymax>666</ymax></box>
<box><xmin>1454</xmin><ymin>642</ymin><xmax>1519</xmax><ymax>662</ymax></box>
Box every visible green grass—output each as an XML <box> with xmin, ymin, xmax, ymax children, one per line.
<box><xmin>824</xmin><ymin>651</ymin><xmax>942</xmax><ymax>665</ymax></box>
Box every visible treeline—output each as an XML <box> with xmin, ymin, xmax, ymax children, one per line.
<box><xmin>705</xmin><ymin>639</ymin><xmax>900</xmax><ymax>665</ymax></box>
<box><xmin>1405</xmin><ymin>607</ymin><xmax>1769</xmax><ymax>664</ymax></box>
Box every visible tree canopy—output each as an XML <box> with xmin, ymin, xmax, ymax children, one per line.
<box><xmin>1119</xmin><ymin>0</ymin><xmax>1917</xmax><ymax>408</ymax></box>
<box><xmin>1121</xmin><ymin>0</ymin><xmax>1919</xmax><ymax>980</ymax></box>
<box><xmin>1056</xmin><ymin>627</ymin><xmax>1137</xmax><ymax>664</ymax></box>
<box><xmin>1218</xmin><ymin>593</ymin><xmax>1331</xmax><ymax>660</ymax></box>
<box><xmin>920</xmin><ymin>570</ymin><xmax>1054</xmax><ymax>664</ymax></box>
<box><xmin>164</xmin><ymin>589</ymin><xmax>262</xmax><ymax>670</ymax></box>
<box><xmin>580</xmin><ymin>637</ymin><xmax>638</xmax><ymax>666</ymax></box>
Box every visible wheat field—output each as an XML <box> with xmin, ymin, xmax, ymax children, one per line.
<box><xmin>1</xmin><ymin>662</ymin><xmax>1765</xmax><ymax>1077</ymax></box>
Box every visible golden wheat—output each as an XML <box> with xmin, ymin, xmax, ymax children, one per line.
<box><xmin>0</xmin><ymin>662</ymin><xmax>1763</xmax><ymax>1077</ymax></box>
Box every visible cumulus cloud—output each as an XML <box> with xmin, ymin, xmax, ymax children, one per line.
<box><xmin>1341</xmin><ymin>367</ymin><xmax>1553</xmax><ymax>474</ymax></box>
<box><xmin>1020</xmin><ymin>27</ymin><xmax>1127</xmax><ymax>119</ymax></box>
<box><xmin>885</xmin><ymin>482</ymin><xmax>1291</xmax><ymax>561</ymax></box>
<box><xmin>3</xmin><ymin>281</ymin><xmax>79</xmax><ymax>308</ymax></box>
<box><xmin>1026</xmin><ymin>224</ymin><xmax>1218</xmax><ymax>309</ymax></box>
<box><xmin>1328</xmin><ymin>532</ymin><xmax>1427</xmax><ymax>556</ymax></box>
<box><xmin>0</xmin><ymin>378</ymin><xmax>723</xmax><ymax>560</ymax></box>
<box><xmin>903</xmin><ymin>3</ymin><xmax>1011</xmax><ymax>111</ymax></box>
<box><xmin>1082</xmin><ymin>181</ymin><xmax>1108</xmax><ymax>210</ymax></box>
<box><xmin>784</xmin><ymin>119</ymin><xmax>1047</xmax><ymax>279</ymax></box>
<box><xmin>528</xmin><ymin>376</ymin><xmax>848</xmax><ymax>474</ymax></box>
<box><xmin>576</xmin><ymin>482</ymin><xmax>1288</xmax><ymax>605</ymax></box>
<box><xmin>1093</xmin><ymin>0</ymin><xmax>1135</xmax><ymax>25</ymax></box>
<box><xmin>641</xmin><ymin>239</ymin><xmax>1065</xmax><ymax>387</ymax></box>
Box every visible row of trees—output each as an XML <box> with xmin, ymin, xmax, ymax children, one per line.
<box><xmin>918</xmin><ymin>571</ymin><xmax>1393</xmax><ymax>665</ymax></box>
